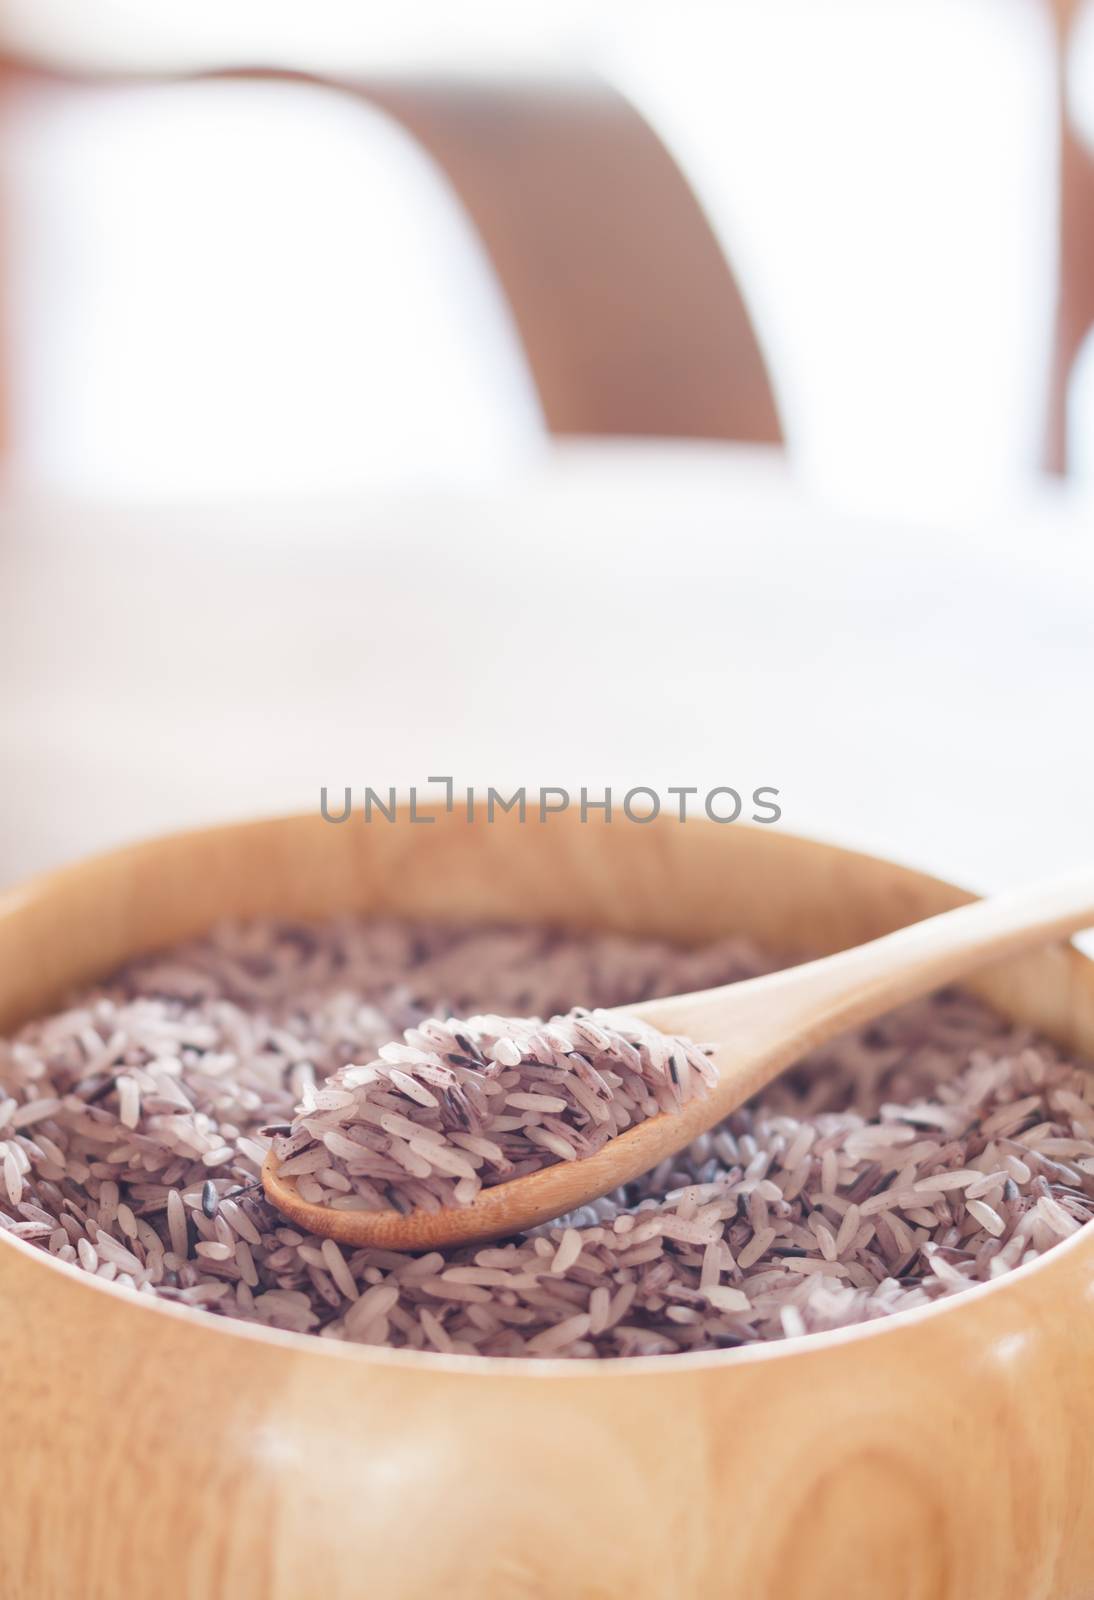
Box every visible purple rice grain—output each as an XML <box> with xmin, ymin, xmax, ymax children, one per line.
<box><xmin>1</xmin><ymin>917</ymin><xmax>1092</xmax><ymax>1358</ymax></box>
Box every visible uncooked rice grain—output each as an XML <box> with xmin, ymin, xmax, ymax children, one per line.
<box><xmin>280</xmin><ymin>1009</ymin><xmax>716</xmax><ymax>1214</ymax></box>
<box><xmin>1</xmin><ymin>917</ymin><xmax>1093</xmax><ymax>1358</ymax></box>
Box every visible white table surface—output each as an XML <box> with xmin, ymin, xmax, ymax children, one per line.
<box><xmin>1</xmin><ymin>442</ymin><xmax>1092</xmax><ymax>896</ymax></box>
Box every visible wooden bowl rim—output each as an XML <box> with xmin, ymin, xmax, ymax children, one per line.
<box><xmin>2</xmin><ymin>810</ymin><xmax>1091</xmax><ymax>1379</ymax></box>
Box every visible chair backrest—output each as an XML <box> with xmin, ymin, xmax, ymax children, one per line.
<box><xmin>341</xmin><ymin>74</ymin><xmax>782</xmax><ymax>445</ymax></box>
<box><xmin>0</xmin><ymin>63</ymin><xmax>782</xmax><ymax>459</ymax></box>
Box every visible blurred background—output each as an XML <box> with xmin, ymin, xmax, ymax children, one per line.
<box><xmin>1</xmin><ymin>0</ymin><xmax>1092</xmax><ymax>893</ymax></box>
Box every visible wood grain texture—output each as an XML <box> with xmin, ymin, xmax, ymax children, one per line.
<box><xmin>2</xmin><ymin>810</ymin><xmax>1094</xmax><ymax>1599</ymax></box>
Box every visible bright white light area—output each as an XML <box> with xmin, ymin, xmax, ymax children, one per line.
<box><xmin>1069</xmin><ymin>340</ymin><xmax>1094</xmax><ymax>481</ymax></box>
<box><xmin>1066</xmin><ymin>0</ymin><xmax>1094</xmax><ymax>481</ymax></box>
<box><xmin>0</xmin><ymin>0</ymin><xmax>592</xmax><ymax>75</ymax></box>
<box><xmin>1068</xmin><ymin>0</ymin><xmax>1094</xmax><ymax>153</ymax></box>
<box><xmin>611</xmin><ymin>0</ymin><xmax>1057</xmax><ymax>517</ymax></box>
<box><xmin>2</xmin><ymin>77</ymin><xmax>544</xmax><ymax>496</ymax></box>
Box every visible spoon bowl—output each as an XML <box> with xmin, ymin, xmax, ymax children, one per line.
<box><xmin>263</xmin><ymin>871</ymin><xmax>1094</xmax><ymax>1248</ymax></box>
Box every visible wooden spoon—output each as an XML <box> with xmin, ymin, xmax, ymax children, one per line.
<box><xmin>263</xmin><ymin>873</ymin><xmax>1094</xmax><ymax>1249</ymax></box>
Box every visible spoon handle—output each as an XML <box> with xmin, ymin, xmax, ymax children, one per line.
<box><xmin>633</xmin><ymin>873</ymin><xmax>1094</xmax><ymax>1116</ymax></box>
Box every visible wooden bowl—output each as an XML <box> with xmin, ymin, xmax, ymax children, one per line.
<box><xmin>2</xmin><ymin>810</ymin><xmax>1093</xmax><ymax>1600</ymax></box>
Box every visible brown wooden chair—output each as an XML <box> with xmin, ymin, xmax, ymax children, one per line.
<box><xmin>0</xmin><ymin>63</ymin><xmax>783</xmax><ymax>459</ymax></box>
